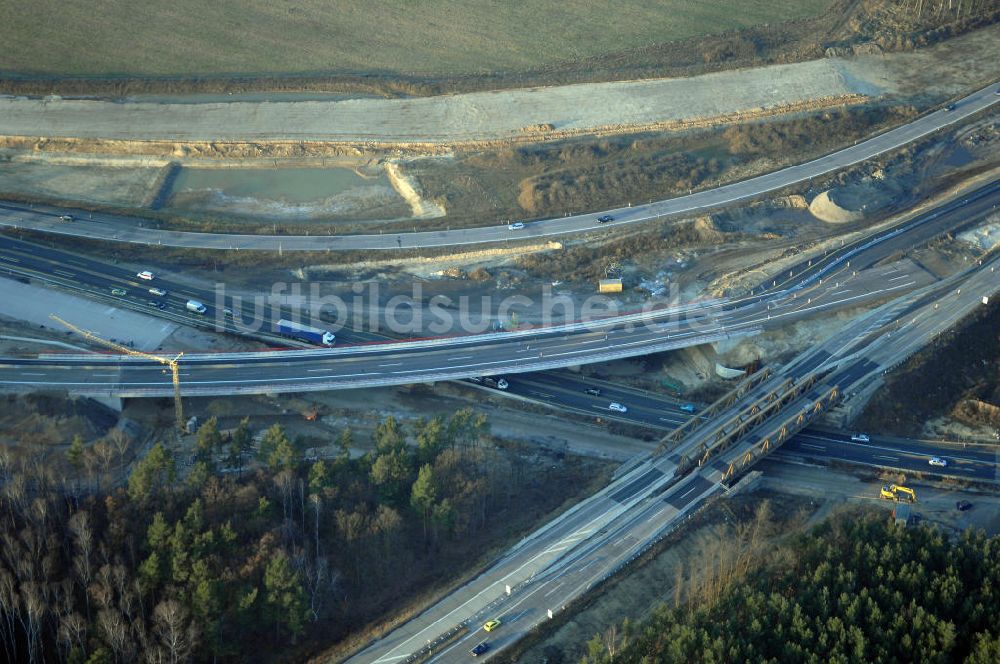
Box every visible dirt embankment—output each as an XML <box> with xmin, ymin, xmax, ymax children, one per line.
<box><xmin>0</xmin><ymin>92</ymin><xmax>873</xmax><ymax>157</ymax></box>
<box><xmin>856</xmin><ymin>297</ymin><xmax>1000</xmax><ymax>437</ymax></box>
<box><xmin>384</xmin><ymin>160</ymin><xmax>446</xmax><ymax>218</ymax></box>
<box><xmin>0</xmin><ymin>392</ymin><xmax>118</xmax><ymax>449</ymax></box>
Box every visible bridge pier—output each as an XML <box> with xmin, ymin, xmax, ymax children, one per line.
<box><xmin>90</xmin><ymin>396</ymin><xmax>123</xmax><ymax>413</ymax></box>
<box><xmin>821</xmin><ymin>376</ymin><xmax>884</xmax><ymax>428</ymax></box>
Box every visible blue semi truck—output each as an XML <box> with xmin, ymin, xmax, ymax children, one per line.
<box><xmin>276</xmin><ymin>319</ymin><xmax>336</xmax><ymax>346</ymax></box>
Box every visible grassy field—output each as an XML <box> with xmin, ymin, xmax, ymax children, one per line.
<box><xmin>0</xmin><ymin>0</ymin><xmax>831</xmax><ymax>78</ymax></box>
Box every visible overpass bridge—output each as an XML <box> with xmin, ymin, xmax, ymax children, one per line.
<box><xmin>2</xmin><ymin>178</ymin><xmax>997</xmax><ymax>399</ymax></box>
<box><xmin>347</xmin><ymin>255</ymin><xmax>1000</xmax><ymax>664</ymax></box>
<box><xmin>0</xmin><ymin>256</ymin><xmax>929</xmax><ymax>397</ymax></box>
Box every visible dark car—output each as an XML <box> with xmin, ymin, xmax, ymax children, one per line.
<box><xmin>148</xmin><ymin>300</ymin><xmax>166</xmax><ymax>310</ymax></box>
<box><xmin>584</xmin><ymin>387</ymin><xmax>602</xmax><ymax>396</ymax></box>
<box><xmin>597</xmin><ymin>215</ymin><xmax>614</xmax><ymax>223</ymax></box>
<box><xmin>945</xmin><ymin>103</ymin><xmax>957</xmax><ymax>111</ymax></box>
<box><xmin>956</xmin><ymin>500</ymin><xmax>972</xmax><ymax>511</ymax></box>
<box><xmin>471</xmin><ymin>641</ymin><xmax>490</xmax><ymax>656</ymax></box>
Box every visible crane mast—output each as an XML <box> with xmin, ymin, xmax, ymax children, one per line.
<box><xmin>49</xmin><ymin>315</ymin><xmax>186</xmax><ymax>432</ymax></box>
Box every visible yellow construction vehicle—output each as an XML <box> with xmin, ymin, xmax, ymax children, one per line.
<box><xmin>880</xmin><ymin>484</ymin><xmax>917</xmax><ymax>503</ymax></box>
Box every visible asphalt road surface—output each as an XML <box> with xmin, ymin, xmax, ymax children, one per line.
<box><xmin>499</xmin><ymin>372</ymin><xmax>999</xmax><ymax>482</ymax></box>
<box><xmin>0</xmin><ymin>85</ymin><xmax>996</xmax><ymax>251</ymax></box>
<box><xmin>0</xmin><ymin>260</ymin><xmax>925</xmax><ymax>396</ymax></box>
<box><xmin>348</xmin><ymin>256</ymin><xmax>1000</xmax><ymax>664</ymax></box>
<box><xmin>6</xmin><ymin>177</ymin><xmax>996</xmax><ymax>396</ymax></box>
<box><xmin>0</xmin><ymin>234</ymin><xmax>388</xmax><ymax>345</ymax></box>
<box><xmin>5</xmin><ymin>178</ymin><xmax>994</xmax><ymax>352</ymax></box>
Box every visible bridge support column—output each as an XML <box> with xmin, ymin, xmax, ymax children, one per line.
<box><xmin>90</xmin><ymin>396</ymin><xmax>123</xmax><ymax>413</ymax></box>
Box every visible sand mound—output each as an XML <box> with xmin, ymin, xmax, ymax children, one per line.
<box><xmin>808</xmin><ymin>189</ymin><xmax>864</xmax><ymax>224</ymax></box>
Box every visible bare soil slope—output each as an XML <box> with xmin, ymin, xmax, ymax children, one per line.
<box><xmin>2</xmin><ymin>23</ymin><xmax>997</xmax><ymax>151</ymax></box>
<box><xmin>856</xmin><ymin>297</ymin><xmax>1000</xmax><ymax>437</ymax></box>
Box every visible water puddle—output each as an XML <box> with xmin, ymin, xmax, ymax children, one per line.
<box><xmin>167</xmin><ymin>166</ymin><xmax>405</xmax><ymax>219</ymax></box>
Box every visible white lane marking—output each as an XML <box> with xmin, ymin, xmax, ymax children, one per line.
<box><xmin>650</xmin><ymin>505</ymin><xmax>669</xmax><ymax>521</ymax></box>
<box><xmin>542</xmin><ymin>544</ymin><xmax>572</xmax><ymax>555</ymax></box>
<box><xmin>800</xmin><ymin>443</ymin><xmax>826</xmax><ymax>450</ymax></box>
<box><xmin>450</xmin><ymin>355</ymin><xmax>474</xmax><ymax>360</ymax></box>
<box><xmin>543</xmin><ymin>582</ymin><xmax>565</xmax><ymax>598</ymax></box>
<box><xmin>0</xmin><ymin>256</ymin><xmax>20</xmax><ymax>262</ymax></box>
<box><xmin>611</xmin><ymin>534</ymin><xmax>633</xmax><ymax>547</ymax></box>
<box><xmin>888</xmin><ymin>274</ymin><xmax>909</xmax><ymax>282</ymax></box>
<box><xmin>53</xmin><ymin>269</ymin><xmax>76</xmax><ymax>278</ymax></box>
<box><xmin>673</xmin><ymin>484</ymin><xmax>700</xmax><ymax>502</ymax></box>
<box><xmin>378</xmin><ymin>362</ymin><xmax>403</xmax><ymax>367</ymax></box>
<box><xmin>874</xmin><ymin>455</ymin><xmax>899</xmax><ymax>461</ymax></box>
<box><xmin>539</xmin><ymin>337</ymin><xmax>606</xmax><ymax>352</ymax></box>
<box><xmin>19</xmin><ymin>372</ymin><xmax>45</xmax><ymax>376</ymax></box>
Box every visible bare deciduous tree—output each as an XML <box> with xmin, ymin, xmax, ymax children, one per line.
<box><xmin>303</xmin><ymin>556</ymin><xmax>339</xmax><ymax>623</ymax></box>
<box><xmin>57</xmin><ymin>611</ymin><xmax>87</xmax><ymax>663</ymax></box>
<box><xmin>68</xmin><ymin>512</ymin><xmax>94</xmax><ymax>620</ymax></box>
<box><xmin>152</xmin><ymin>599</ymin><xmax>199</xmax><ymax>664</ymax></box>
<box><xmin>97</xmin><ymin>607</ymin><xmax>134</xmax><ymax>663</ymax></box>
<box><xmin>93</xmin><ymin>441</ymin><xmax>116</xmax><ymax>490</ymax></box>
<box><xmin>107</xmin><ymin>429</ymin><xmax>133</xmax><ymax>476</ymax></box>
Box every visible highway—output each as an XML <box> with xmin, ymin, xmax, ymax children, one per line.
<box><xmin>783</xmin><ymin>431</ymin><xmax>998</xmax><ymax>481</ymax></box>
<box><xmin>497</xmin><ymin>372</ymin><xmax>999</xmax><ymax>482</ymax></box>
<box><xmin>0</xmin><ymin>234</ymin><xmax>373</xmax><ymax>344</ymax></box>
<box><xmin>3</xmin><ymin>178</ymin><xmax>996</xmax><ymax>397</ymax></box>
<box><xmin>346</xmin><ymin>253</ymin><xmax>1000</xmax><ymax>664</ymax></box>
<box><xmin>0</xmin><ymin>259</ymin><xmax>925</xmax><ymax>396</ymax></box>
<box><xmin>4</xmin><ymin>178</ymin><xmax>995</xmax><ymax>347</ymax></box>
<box><xmin>0</xmin><ymin>85</ymin><xmax>996</xmax><ymax>251</ymax></box>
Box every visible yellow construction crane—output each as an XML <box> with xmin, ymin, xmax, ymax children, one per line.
<box><xmin>49</xmin><ymin>315</ymin><xmax>186</xmax><ymax>432</ymax></box>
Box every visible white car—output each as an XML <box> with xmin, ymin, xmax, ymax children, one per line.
<box><xmin>148</xmin><ymin>287</ymin><xmax>167</xmax><ymax>297</ymax></box>
<box><xmin>850</xmin><ymin>433</ymin><xmax>870</xmax><ymax>443</ymax></box>
<box><xmin>608</xmin><ymin>402</ymin><xmax>628</xmax><ymax>413</ymax></box>
<box><xmin>928</xmin><ymin>457</ymin><xmax>948</xmax><ymax>468</ymax></box>
<box><xmin>136</xmin><ymin>270</ymin><xmax>155</xmax><ymax>281</ymax></box>
<box><xmin>507</xmin><ymin>222</ymin><xmax>525</xmax><ymax>230</ymax></box>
